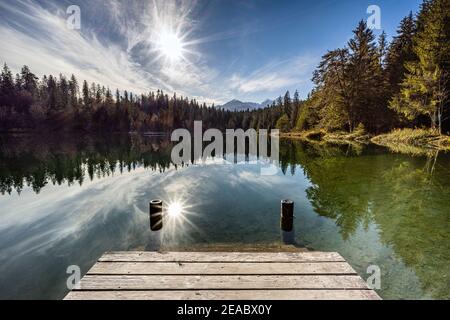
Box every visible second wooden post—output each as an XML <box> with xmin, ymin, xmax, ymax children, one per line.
<box><xmin>280</xmin><ymin>199</ymin><xmax>294</xmax><ymax>232</ymax></box>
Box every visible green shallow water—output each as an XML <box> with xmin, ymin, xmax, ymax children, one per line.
<box><xmin>0</xmin><ymin>134</ymin><xmax>449</xmax><ymax>299</ymax></box>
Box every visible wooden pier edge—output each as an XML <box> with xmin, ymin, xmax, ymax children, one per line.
<box><xmin>65</xmin><ymin>251</ymin><xmax>381</xmax><ymax>300</ymax></box>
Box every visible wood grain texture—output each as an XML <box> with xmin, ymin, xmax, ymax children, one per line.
<box><xmin>65</xmin><ymin>289</ymin><xmax>381</xmax><ymax>300</ymax></box>
<box><xmin>77</xmin><ymin>275</ymin><xmax>369</xmax><ymax>290</ymax></box>
<box><xmin>88</xmin><ymin>262</ymin><xmax>357</xmax><ymax>275</ymax></box>
<box><xmin>64</xmin><ymin>251</ymin><xmax>381</xmax><ymax>300</ymax></box>
<box><xmin>99</xmin><ymin>251</ymin><xmax>345</xmax><ymax>263</ymax></box>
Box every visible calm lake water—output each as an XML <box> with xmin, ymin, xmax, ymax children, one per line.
<box><xmin>0</xmin><ymin>134</ymin><xmax>449</xmax><ymax>300</ymax></box>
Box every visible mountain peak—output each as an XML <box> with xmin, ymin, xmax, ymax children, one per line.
<box><xmin>218</xmin><ymin>98</ymin><xmax>274</xmax><ymax>111</ymax></box>
<box><xmin>260</xmin><ymin>99</ymin><xmax>274</xmax><ymax>107</ymax></box>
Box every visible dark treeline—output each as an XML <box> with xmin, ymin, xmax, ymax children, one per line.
<box><xmin>0</xmin><ymin>61</ymin><xmax>287</xmax><ymax>133</ymax></box>
<box><xmin>0</xmin><ymin>63</ymin><xmax>283</xmax><ymax>133</ymax></box>
<box><xmin>0</xmin><ymin>64</ymin><xmax>249</xmax><ymax>133</ymax></box>
<box><xmin>0</xmin><ymin>134</ymin><xmax>174</xmax><ymax>195</ymax></box>
<box><xmin>0</xmin><ymin>0</ymin><xmax>448</xmax><ymax>135</ymax></box>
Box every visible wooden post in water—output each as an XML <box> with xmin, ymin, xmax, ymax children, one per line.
<box><xmin>150</xmin><ymin>199</ymin><xmax>163</xmax><ymax>231</ymax></box>
<box><xmin>281</xmin><ymin>199</ymin><xmax>294</xmax><ymax>232</ymax></box>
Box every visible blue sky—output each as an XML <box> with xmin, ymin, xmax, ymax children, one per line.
<box><xmin>0</xmin><ymin>0</ymin><xmax>422</xmax><ymax>104</ymax></box>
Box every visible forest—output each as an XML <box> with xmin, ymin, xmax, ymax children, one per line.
<box><xmin>0</xmin><ymin>0</ymin><xmax>448</xmax><ymax>136</ymax></box>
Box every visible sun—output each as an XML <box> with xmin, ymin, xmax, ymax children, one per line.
<box><xmin>156</xmin><ymin>31</ymin><xmax>185</xmax><ymax>62</ymax></box>
<box><xmin>154</xmin><ymin>29</ymin><xmax>187</xmax><ymax>64</ymax></box>
<box><xmin>147</xmin><ymin>1</ymin><xmax>197</xmax><ymax>67</ymax></box>
<box><xmin>167</xmin><ymin>201</ymin><xmax>183</xmax><ymax>218</ymax></box>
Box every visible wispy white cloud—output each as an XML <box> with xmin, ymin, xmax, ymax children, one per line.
<box><xmin>230</xmin><ymin>73</ymin><xmax>296</xmax><ymax>94</ymax></box>
<box><xmin>0</xmin><ymin>0</ymin><xmax>219</xmax><ymax>102</ymax></box>
<box><xmin>0</xmin><ymin>1</ymin><xmax>147</xmax><ymax>90</ymax></box>
<box><xmin>229</xmin><ymin>56</ymin><xmax>318</xmax><ymax>95</ymax></box>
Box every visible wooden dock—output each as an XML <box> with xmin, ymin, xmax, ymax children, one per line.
<box><xmin>65</xmin><ymin>251</ymin><xmax>381</xmax><ymax>300</ymax></box>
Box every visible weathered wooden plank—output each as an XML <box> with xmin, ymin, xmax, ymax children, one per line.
<box><xmin>77</xmin><ymin>275</ymin><xmax>369</xmax><ymax>290</ymax></box>
<box><xmin>65</xmin><ymin>289</ymin><xmax>381</xmax><ymax>300</ymax></box>
<box><xmin>88</xmin><ymin>262</ymin><xmax>356</xmax><ymax>275</ymax></box>
<box><xmin>99</xmin><ymin>251</ymin><xmax>345</xmax><ymax>263</ymax></box>
<box><xmin>65</xmin><ymin>251</ymin><xmax>381</xmax><ymax>300</ymax></box>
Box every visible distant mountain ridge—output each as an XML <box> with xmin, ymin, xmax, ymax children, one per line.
<box><xmin>218</xmin><ymin>99</ymin><xmax>274</xmax><ymax>111</ymax></box>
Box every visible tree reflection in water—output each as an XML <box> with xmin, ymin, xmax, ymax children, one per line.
<box><xmin>279</xmin><ymin>139</ymin><xmax>450</xmax><ymax>299</ymax></box>
<box><xmin>0</xmin><ymin>134</ymin><xmax>174</xmax><ymax>195</ymax></box>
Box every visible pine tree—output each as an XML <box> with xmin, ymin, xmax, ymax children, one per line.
<box><xmin>0</xmin><ymin>64</ymin><xmax>15</xmax><ymax>115</ymax></box>
<box><xmin>82</xmin><ymin>80</ymin><xmax>90</xmax><ymax>109</ymax></box>
<box><xmin>291</xmin><ymin>90</ymin><xmax>300</xmax><ymax>129</ymax></box>
<box><xmin>68</xmin><ymin>74</ymin><xmax>79</xmax><ymax>110</ymax></box>
<box><xmin>58</xmin><ymin>74</ymin><xmax>69</xmax><ymax>110</ymax></box>
<box><xmin>115</xmin><ymin>89</ymin><xmax>121</xmax><ymax>106</ymax></box>
<box><xmin>313</xmin><ymin>48</ymin><xmax>353</xmax><ymax>131</ymax></box>
<box><xmin>385</xmin><ymin>13</ymin><xmax>417</xmax><ymax>94</ymax></box>
<box><xmin>47</xmin><ymin>75</ymin><xmax>57</xmax><ymax>111</ymax></box>
<box><xmin>347</xmin><ymin>21</ymin><xmax>386</xmax><ymax>132</ymax></box>
<box><xmin>20</xmin><ymin>65</ymin><xmax>38</xmax><ymax>96</ymax></box>
<box><xmin>390</xmin><ymin>0</ymin><xmax>450</xmax><ymax>133</ymax></box>
<box><xmin>283</xmin><ymin>91</ymin><xmax>292</xmax><ymax>121</ymax></box>
<box><xmin>378</xmin><ymin>31</ymin><xmax>388</xmax><ymax>65</ymax></box>
<box><xmin>1</xmin><ymin>63</ymin><xmax>14</xmax><ymax>95</ymax></box>
<box><xmin>95</xmin><ymin>84</ymin><xmax>102</xmax><ymax>104</ymax></box>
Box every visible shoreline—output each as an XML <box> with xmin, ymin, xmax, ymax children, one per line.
<box><xmin>280</xmin><ymin>129</ymin><xmax>450</xmax><ymax>155</ymax></box>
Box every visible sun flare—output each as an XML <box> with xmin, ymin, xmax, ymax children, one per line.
<box><xmin>167</xmin><ymin>201</ymin><xmax>183</xmax><ymax>218</ymax></box>
<box><xmin>147</xmin><ymin>1</ymin><xmax>197</xmax><ymax>70</ymax></box>
<box><xmin>156</xmin><ymin>31</ymin><xmax>185</xmax><ymax>62</ymax></box>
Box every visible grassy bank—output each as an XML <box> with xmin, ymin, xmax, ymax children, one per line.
<box><xmin>371</xmin><ymin>128</ymin><xmax>450</xmax><ymax>155</ymax></box>
<box><xmin>280</xmin><ymin>128</ymin><xmax>371</xmax><ymax>144</ymax></box>
<box><xmin>281</xmin><ymin>128</ymin><xmax>450</xmax><ymax>155</ymax></box>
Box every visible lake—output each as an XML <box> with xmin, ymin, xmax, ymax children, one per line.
<box><xmin>0</xmin><ymin>134</ymin><xmax>449</xmax><ymax>300</ymax></box>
